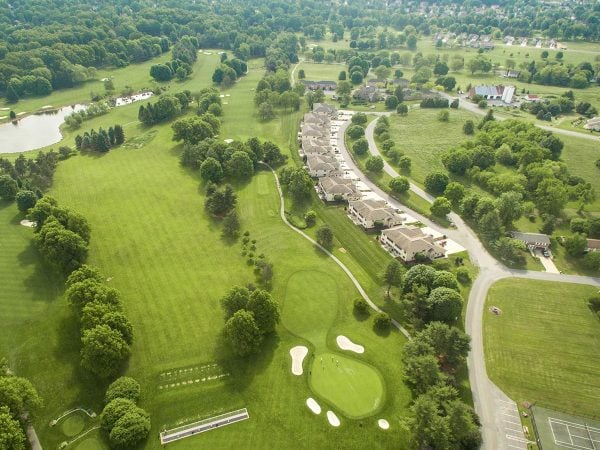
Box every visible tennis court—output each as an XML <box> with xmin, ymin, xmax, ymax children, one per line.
<box><xmin>532</xmin><ymin>406</ymin><xmax>600</xmax><ymax>450</ymax></box>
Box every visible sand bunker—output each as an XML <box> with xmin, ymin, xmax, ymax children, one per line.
<box><xmin>378</xmin><ymin>419</ymin><xmax>390</xmax><ymax>430</ymax></box>
<box><xmin>289</xmin><ymin>346</ymin><xmax>308</xmax><ymax>375</ymax></box>
<box><xmin>20</xmin><ymin>220</ymin><xmax>36</xmax><ymax>228</ymax></box>
<box><xmin>306</xmin><ymin>398</ymin><xmax>321</xmax><ymax>415</ymax></box>
<box><xmin>327</xmin><ymin>411</ymin><xmax>340</xmax><ymax>427</ymax></box>
<box><xmin>336</xmin><ymin>335</ymin><xmax>364</xmax><ymax>354</ymax></box>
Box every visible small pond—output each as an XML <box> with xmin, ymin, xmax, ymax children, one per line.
<box><xmin>0</xmin><ymin>104</ymin><xmax>86</xmax><ymax>154</ymax></box>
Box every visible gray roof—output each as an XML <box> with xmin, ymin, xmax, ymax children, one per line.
<box><xmin>512</xmin><ymin>232</ymin><xmax>551</xmax><ymax>246</ymax></box>
<box><xmin>319</xmin><ymin>177</ymin><xmax>358</xmax><ymax>195</ymax></box>
<box><xmin>474</xmin><ymin>85</ymin><xmax>503</xmax><ymax>97</ymax></box>
<box><xmin>349</xmin><ymin>199</ymin><xmax>399</xmax><ymax>222</ymax></box>
<box><xmin>382</xmin><ymin>226</ymin><xmax>445</xmax><ymax>256</ymax></box>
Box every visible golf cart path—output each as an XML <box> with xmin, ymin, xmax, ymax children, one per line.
<box><xmin>261</xmin><ymin>162</ymin><xmax>411</xmax><ymax>340</ymax></box>
<box><xmin>358</xmin><ymin>115</ymin><xmax>600</xmax><ymax>449</ymax></box>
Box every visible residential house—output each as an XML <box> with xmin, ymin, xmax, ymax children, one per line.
<box><xmin>584</xmin><ymin>116</ymin><xmax>600</xmax><ymax>131</ymax></box>
<box><xmin>318</xmin><ymin>177</ymin><xmax>360</xmax><ymax>202</ymax></box>
<box><xmin>312</xmin><ymin>103</ymin><xmax>338</xmax><ymax>118</ymax></box>
<box><xmin>353</xmin><ymin>85</ymin><xmax>380</xmax><ymax>102</ymax></box>
<box><xmin>468</xmin><ymin>84</ymin><xmax>515</xmax><ymax>104</ymax></box>
<box><xmin>587</xmin><ymin>239</ymin><xmax>600</xmax><ymax>252</ymax></box>
<box><xmin>304</xmin><ymin>80</ymin><xmax>337</xmax><ymax>91</ymax></box>
<box><xmin>306</xmin><ymin>155</ymin><xmax>339</xmax><ymax>178</ymax></box>
<box><xmin>504</xmin><ymin>70</ymin><xmax>521</xmax><ymax>79</ymax></box>
<box><xmin>393</xmin><ymin>78</ymin><xmax>410</xmax><ymax>88</ymax></box>
<box><xmin>380</xmin><ymin>226</ymin><xmax>446</xmax><ymax>262</ymax></box>
<box><xmin>524</xmin><ymin>94</ymin><xmax>541</xmax><ymax>102</ymax></box>
<box><xmin>511</xmin><ymin>232</ymin><xmax>551</xmax><ymax>250</ymax></box>
<box><xmin>348</xmin><ymin>199</ymin><xmax>403</xmax><ymax>229</ymax></box>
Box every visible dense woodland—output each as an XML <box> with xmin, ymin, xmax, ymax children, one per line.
<box><xmin>1</xmin><ymin>0</ymin><xmax>600</xmax><ymax>101</ymax></box>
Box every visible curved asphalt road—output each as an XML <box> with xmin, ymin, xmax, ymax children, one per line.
<box><xmin>358</xmin><ymin>116</ymin><xmax>600</xmax><ymax>449</ymax></box>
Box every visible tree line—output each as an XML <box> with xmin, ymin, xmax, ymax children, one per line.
<box><xmin>0</xmin><ymin>149</ymin><xmax>61</xmax><ymax>199</ymax></box>
<box><xmin>75</xmin><ymin>124</ymin><xmax>125</xmax><ymax>152</ymax></box>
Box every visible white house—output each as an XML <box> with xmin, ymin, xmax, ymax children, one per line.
<box><xmin>501</xmin><ymin>85</ymin><xmax>515</xmax><ymax>104</ymax></box>
<box><xmin>348</xmin><ymin>199</ymin><xmax>403</xmax><ymax>229</ymax></box>
<box><xmin>318</xmin><ymin>177</ymin><xmax>360</xmax><ymax>202</ymax></box>
<box><xmin>380</xmin><ymin>226</ymin><xmax>446</xmax><ymax>262</ymax></box>
<box><xmin>584</xmin><ymin>117</ymin><xmax>600</xmax><ymax>131</ymax></box>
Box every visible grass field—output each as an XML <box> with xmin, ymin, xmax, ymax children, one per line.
<box><xmin>1</xmin><ymin>53</ymin><xmax>414</xmax><ymax>449</ymax></box>
<box><xmin>386</xmin><ymin>107</ymin><xmax>478</xmax><ymax>186</ymax></box>
<box><xmin>297</xmin><ymin>62</ymin><xmax>344</xmax><ymax>82</ymax></box>
<box><xmin>484</xmin><ymin>278</ymin><xmax>600</xmax><ymax>419</ymax></box>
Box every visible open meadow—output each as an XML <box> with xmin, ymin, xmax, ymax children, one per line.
<box><xmin>484</xmin><ymin>278</ymin><xmax>600</xmax><ymax>420</ymax></box>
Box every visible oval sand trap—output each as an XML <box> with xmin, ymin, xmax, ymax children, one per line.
<box><xmin>20</xmin><ymin>220</ymin><xmax>36</xmax><ymax>228</ymax></box>
<box><xmin>290</xmin><ymin>346</ymin><xmax>308</xmax><ymax>375</ymax></box>
<box><xmin>306</xmin><ymin>398</ymin><xmax>321</xmax><ymax>415</ymax></box>
<box><xmin>336</xmin><ymin>335</ymin><xmax>364</xmax><ymax>354</ymax></box>
<box><xmin>378</xmin><ymin>419</ymin><xmax>390</xmax><ymax>430</ymax></box>
<box><xmin>327</xmin><ymin>411</ymin><xmax>341</xmax><ymax>427</ymax></box>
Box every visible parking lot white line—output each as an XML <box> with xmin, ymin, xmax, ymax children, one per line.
<box><xmin>504</xmin><ymin>419</ymin><xmax>521</xmax><ymax>425</ymax></box>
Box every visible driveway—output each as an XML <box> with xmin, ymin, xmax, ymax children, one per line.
<box><xmin>535</xmin><ymin>249</ymin><xmax>560</xmax><ymax>273</ymax></box>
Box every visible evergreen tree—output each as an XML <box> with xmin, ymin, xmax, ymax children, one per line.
<box><xmin>114</xmin><ymin>125</ymin><xmax>125</xmax><ymax>145</ymax></box>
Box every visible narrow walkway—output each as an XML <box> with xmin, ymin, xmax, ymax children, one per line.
<box><xmin>261</xmin><ymin>162</ymin><xmax>411</xmax><ymax>340</ymax></box>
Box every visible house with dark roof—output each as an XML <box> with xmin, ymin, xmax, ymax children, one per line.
<box><xmin>380</xmin><ymin>226</ymin><xmax>446</xmax><ymax>262</ymax></box>
<box><xmin>348</xmin><ymin>199</ymin><xmax>403</xmax><ymax>229</ymax></box>
<box><xmin>353</xmin><ymin>85</ymin><xmax>380</xmax><ymax>102</ymax></box>
<box><xmin>303</xmin><ymin>80</ymin><xmax>337</xmax><ymax>91</ymax></box>
<box><xmin>511</xmin><ymin>232</ymin><xmax>551</xmax><ymax>250</ymax></box>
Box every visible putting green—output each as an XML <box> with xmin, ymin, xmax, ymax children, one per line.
<box><xmin>310</xmin><ymin>352</ymin><xmax>385</xmax><ymax>418</ymax></box>
<box><xmin>60</xmin><ymin>414</ymin><xmax>85</xmax><ymax>437</ymax></box>
<box><xmin>282</xmin><ymin>270</ymin><xmax>339</xmax><ymax>345</ymax></box>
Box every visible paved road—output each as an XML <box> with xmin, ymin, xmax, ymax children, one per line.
<box><xmin>360</xmin><ymin>116</ymin><xmax>600</xmax><ymax>449</ymax></box>
<box><xmin>441</xmin><ymin>92</ymin><xmax>600</xmax><ymax>142</ymax></box>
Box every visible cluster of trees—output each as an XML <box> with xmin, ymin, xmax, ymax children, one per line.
<box><xmin>29</xmin><ymin>196</ymin><xmax>90</xmax><ymax>274</ymax></box>
<box><xmin>101</xmin><ymin>377</ymin><xmax>150</xmax><ymax>448</ymax></box>
<box><xmin>66</xmin><ymin>265</ymin><xmax>133</xmax><ymax>379</ymax></box>
<box><xmin>420</xmin><ymin>97</ymin><xmax>449</xmax><ymax>108</ymax></box>
<box><xmin>254</xmin><ymin>69</ymin><xmax>302</xmax><ymax>119</ymax></box>
<box><xmin>65</xmin><ymin>101</ymin><xmax>111</xmax><ymax>129</ymax></box>
<box><xmin>2</xmin><ymin>0</ymin><xmax>599</xmax><ymax>103</ymax></box>
<box><xmin>181</xmin><ymin>137</ymin><xmax>286</xmax><ymax>184</ymax></box>
<box><xmin>150</xmin><ymin>59</ymin><xmax>193</xmax><ymax>82</ymax></box>
<box><xmin>518</xmin><ymin>60</ymin><xmax>598</xmax><ymax>89</ymax></box>
<box><xmin>212</xmin><ymin>53</ymin><xmax>248</xmax><ymax>86</ymax></box>
<box><xmin>205</xmin><ymin>183</ymin><xmax>237</xmax><ymax>217</ymax></box>
<box><xmin>373</xmin><ymin>116</ymin><xmax>412</xmax><ymax>171</ymax></box>
<box><xmin>138</xmin><ymin>91</ymin><xmax>192</xmax><ymax>125</ymax></box>
<box><xmin>220</xmin><ymin>286</ymin><xmax>280</xmax><ymax>356</ymax></box>
<box><xmin>399</xmin><ymin>265</ymin><xmax>465</xmax><ymax>327</ymax></box>
<box><xmin>436</xmin><ymin>121</ymin><xmax>595</xmax><ymax>256</ymax></box>
<box><xmin>521</xmin><ymin>91</ymin><xmax>597</xmax><ymax>121</ymax></box>
<box><xmin>378</xmin><ymin>261</ymin><xmax>481</xmax><ymax>447</ymax></box>
<box><xmin>171</xmin><ymin>114</ymin><xmax>220</xmax><ymax>145</ymax></box>
<box><xmin>279</xmin><ymin>167</ymin><xmax>314</xmax><ymax>203</ymax></box>
<box><xmin>75</xmin><ymin>124</ymin><xmax>125</xmax><ymax>152</ymax></box>
<box><xmin>565</xmin><ymin>218</ymin><xmax>600</xmax><ymax>271</ymax></box>
<box><xmin>346</xmin><ymin>55</ymin><xmax>371</xmax><ymax>85</ymax></box>
<box><xmin>193</xmin><ymin>87</ymin><xmax>223</xmax><ymax>116</ymax></box>
<box><xmin>403</xmin><ymin>323</ymin><xmax>481</xmax><ymax>449</ymax></box>
<box><xmin>240</xmin><ymin>232</ymin><xmax>274</xmax><ymax>287</ymax></box>
<box><xmin>0</xmin><ymin>149</ymin><xmax>60</xmax><ymax>196</ymax></box>
<box><xmin>0</xmin><ymin>361</ymin><xmax>43</xmax><ymax>450</ymax></box>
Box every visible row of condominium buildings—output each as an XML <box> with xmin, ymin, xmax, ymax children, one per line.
<box><xmin>298</xmin><ymin>104</ymin><xmax>448</xmax><ymax>263</ymax></box>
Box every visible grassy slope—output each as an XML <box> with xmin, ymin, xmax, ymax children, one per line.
<box><xmin>1</xmin><ymin>54</ymin><xmax>414</xmax><ymax>449</ymax></box>
<box><xmin>484</xmin><ymin>278</ymin><xmax>600</xmax><ymax>419</ymax></box>
<box><xmin>386</xmin><ymin>107</ymin><xmax>477</xmax><ymax>186</ymax></box>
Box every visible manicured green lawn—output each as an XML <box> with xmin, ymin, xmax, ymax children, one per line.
<box><xmin>297</xmin><ymin>62</ymin><xmax>344</xmax><ymax>81</ymax></box>
<box><xmin>310</xmin><ymin>352</ymin><xmax>385</xmax><ymax>418</ymax></box>
<box><xmin>484</xmin><ymin>278</ymin><xmax>600</xmax><ymax>419</ymax></box>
